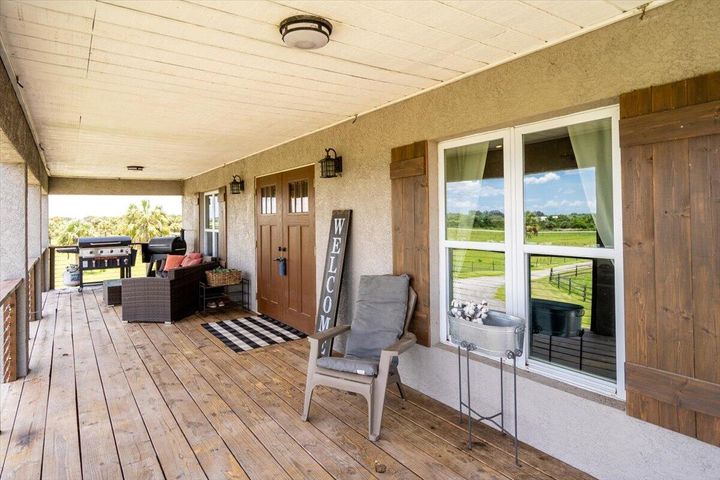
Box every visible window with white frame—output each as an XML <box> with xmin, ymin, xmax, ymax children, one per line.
<box><xmin>439</xmin><ymin>106</ymin><xmax>624</xmax><ymax>397</ymax></box>
<box><xmin>203</xmin><ymin>191</ymin><xmax>220</xmax><ymax>257</ymax></box>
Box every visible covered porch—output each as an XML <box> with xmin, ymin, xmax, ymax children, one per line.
<box><xmin>1</xmin><ymin>288</ymin><xmax>589</xmax><ymax>480</ymax></box>
<box><xmin>1</xmin><ymin>0</ymin><xmax>719</xmax><ymax>478</ymax></box>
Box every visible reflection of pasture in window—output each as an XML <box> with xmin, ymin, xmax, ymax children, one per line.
<box><xmin>528</xmin><ymin>255</ymin><xmax>617</xmax><ymax>382</ymax></box>
<box><xmin>444</xmin><ymin>138</ymin><xmax>504</xmax><ymax>242</ymax></box>
<box><xmin>523</xmin><ymin>118</ymin><xmax>613</xmax><ymax>248</ymax></box>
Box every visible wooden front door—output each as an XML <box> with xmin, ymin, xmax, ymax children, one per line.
<box><xmin>256</xmin><ymin>165</ymin><xmax>316</xmax><ymax>332</ymax></box>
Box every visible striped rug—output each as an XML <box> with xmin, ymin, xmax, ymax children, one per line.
<box><xmin>202</xmin><ymin>315</ymin><xmax>307</xmax><ymax>352</ymax></box>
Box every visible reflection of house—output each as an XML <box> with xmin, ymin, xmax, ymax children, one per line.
<box><xmin>1</xmin><ymin>1</ymin><xmax>719</xmax><ymax>478</ymax></box>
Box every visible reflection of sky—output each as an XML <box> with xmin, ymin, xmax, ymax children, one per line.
<box><xmin>446</xmin><ymin>168</ymin><xmax>596</xmax><ymax>215</ymax></box>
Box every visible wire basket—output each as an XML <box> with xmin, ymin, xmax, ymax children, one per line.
<box><xmin>205</xmin><ymin>269</ymin><xmax>242</xmax><ymax>287</ymax></box>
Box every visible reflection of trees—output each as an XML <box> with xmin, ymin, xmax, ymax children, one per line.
<box><xmin>49</xmin><ymin>200</ymin><xmax>181</xmax><ymax>245</ymax></box>
<box><xmin>448</xmin><ymin>210</ymin><xmax>596</xmax><ymax>231</ymax></box>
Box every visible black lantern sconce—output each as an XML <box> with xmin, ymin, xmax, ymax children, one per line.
<box><xmin>230</xmin><ymin>175</ymin><xmax>245</xmax><ymax>194</ymax></box>
<box><xmin>319</xmin><ymin>148</ymin><xmax>342</xmax><ymax>178</ymax></box>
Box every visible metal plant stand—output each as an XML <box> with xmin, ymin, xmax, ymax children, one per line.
<box><xmin>457</xmin><ymin>341</ymin><xmax>521</xmax><ymax>467</ymax></box>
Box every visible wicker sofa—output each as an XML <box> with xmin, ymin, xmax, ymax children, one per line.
<box><xmin>121</xmin><ymin>261</ymin><xmax>217</xmax><ymax>323</ymax></box>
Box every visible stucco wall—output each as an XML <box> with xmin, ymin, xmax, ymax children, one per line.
<box><xmin>183</xmin><ymin>1</ymin><xmax>720</xmax><ymax>478</ymax></box>
<box><xmin>0</xmin><ymin>58</ymin><xmax>47</xmax><ymax>191</ymax></box>
<box><xmin>48</xmin><ymin>177</ymin><xmax>183</xmax><ymax>196</ymax></box>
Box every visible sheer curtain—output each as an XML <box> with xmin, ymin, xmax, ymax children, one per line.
<box><xmin>567</xmin><ymin>119</ymin><xmax>613</xmax><ymax>248</ymax></box>
<box><xmin>445</xmin><ymin>142</ymin><xmax>490</xmax><ymax>239</ymax></box>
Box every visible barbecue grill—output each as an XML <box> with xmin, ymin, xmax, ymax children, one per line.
<box><xmin>142</xmin><ymin>236</ymin><xmax>187</xmax><ymax>276</ymax></box>
<box><xmin>77</xmin><ymin>236</ymin><xmax>135</xmax><ymax>291</ymax></box>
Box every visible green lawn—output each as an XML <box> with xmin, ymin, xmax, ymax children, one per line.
<box><xmin>54</xmin><ymin>252</ymin><xmax>146</xmax><ymax>287</ymax></box>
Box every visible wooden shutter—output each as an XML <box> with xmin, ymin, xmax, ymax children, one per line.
<box><xmin>620</xmin><ymin>72</ymin><xmax>720</xmax><ymax>446</ymax></box>
<box><xmin>390</xmin><ymin>141</ymin><xmax>430</xmax><ymax>347</ymax></box>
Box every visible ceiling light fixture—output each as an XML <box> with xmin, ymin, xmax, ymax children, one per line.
<box><xmin>126</xmin><ymin>165</ymin><xmax>144</xmax><ymax>171</ymax></box>
<box><xmin>279</xmin><ymin>15</ymin><xmax>333</xmax><ymax>50</ymax></box>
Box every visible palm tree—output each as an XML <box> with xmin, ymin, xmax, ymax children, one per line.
<box><xmin>122</xmin><ymin>200</ymin><xmax>172</xmax><ymax>243</ymax></box>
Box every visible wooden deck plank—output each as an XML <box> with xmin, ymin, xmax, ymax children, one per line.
<box><xmin>183</xmin><ymin>311</ymin><xmax>476</xmax><ymax>480</ymax></box>
<box><xmin>0</xmin><ymin>291</ymin><xmax>57</xmax><ymax>478</ymax></box>
<box><xmin>158</xmin><ymin>323</ymin><xmax>335</xmax><ymax>480</ymax></box>
<box><xmin>174</xmin><ymin>318</ymin><xmax>379</xmax><ymax>480</ymax></box>
<box><xmin>1</xmin><ymin>289</ymin><xmax>592</xmax><ymax>480</ymax></box>
<box><xmin>140</xmin><ymin>323</ymin><xmax>289</xmax><ymax>480</ymax></box>
<box><xmin>124</xmin><ymin>323</ymin><xmax>248</xmax><ymax>480</ymax></box>
<box><xmin>71</xmin><ymin>292</ymin><xmax>124</xmax><ymax>479</ymax></box>
<box><xmin>42</xmin><ymin>291</ymin><xmax>83</xmax><ymax>479</ymax></box>
<box><xmin>282</xmin><ymin>340</ymin><xmax>594</xmax><ymax>480</ymax></box>
<box><xmin>84</xmin><ymin>290</ymin><xmax>165</xmax><ymax>480</ymax></box>
<box><xmin>251</xmin><ymin>346</ymin><xmax>513</xmax><ymax>480</ymax></box>
<box><xmin>95</xmin><ymin>293</ymin><xmax>208</xmax><ymax>479</ymax></box>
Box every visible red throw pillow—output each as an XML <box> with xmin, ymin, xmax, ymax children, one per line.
<box><xmin>181</xmin><ymin>252</ymin><xmax>203</xmax><ymax>267</ymax></box>
<box><xmin>182</xmin><ymin>257</ymin><xmax>202</xmax><ymax>267</ymax></box>
<box><xmin>163</xmin><ymin>254</ymin><xmax>185</xmax><ymax>271</ymax></box>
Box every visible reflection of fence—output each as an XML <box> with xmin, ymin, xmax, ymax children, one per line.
<box><xmin>548</xmin><ymin>266</ymin><xmax>593</xmax><ymax>301</ymax></box>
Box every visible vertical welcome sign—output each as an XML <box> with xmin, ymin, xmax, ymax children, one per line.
<box><xmin>315</xmin><ymin>209</ymin><xmax>352</xmax><ymax>357</ymax></box>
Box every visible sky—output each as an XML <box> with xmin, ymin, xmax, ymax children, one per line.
<box><xmin>49</xmin><ymin>195</ymin><xmax>182</xmax><ymax>218</ymax></box>
<box><xmin>446</xmin><ymin>168</ymin><xmax>597</xmax><ymax>215</ymax></box>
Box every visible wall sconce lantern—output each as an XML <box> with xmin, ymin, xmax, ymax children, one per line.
<box><xmin>319</xmin><ymin>148</ymin><xmax>343</xmax><ymax>178</ymax></box>
<box><xmin>230</xmin><ymin>175</ymin><xmax>245</xmax><ymax>194</ymax></box>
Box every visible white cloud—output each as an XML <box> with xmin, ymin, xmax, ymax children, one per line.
<box><xmin>524</xmin><ymin>172</ymin><xmax>560</xmax><ymax>185</ymax></box>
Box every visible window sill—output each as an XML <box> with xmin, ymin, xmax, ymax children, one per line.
<box><xmin>435</xmin><ymin>341</ymin><xmax>626</xmax><ymax>411</ymax></box>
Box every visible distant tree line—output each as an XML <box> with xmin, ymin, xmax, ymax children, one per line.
<box><xmin>50</xmin><ymin>200</ymin><xmax>182</xmax><ymax>245</ymax></box>
<box><xmin>447</xmin><ymin>210</ymin><xmax>596</xmax><ymax>231</ymax></box>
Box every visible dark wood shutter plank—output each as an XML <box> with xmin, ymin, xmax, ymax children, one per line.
<box><xmin>689</xmin><ymin>135</ymin><xmax>720</xmax><ymax>445</ymax></box>
<box><xmin>622</xmin><ymin>143</ymin><xmax>660</xmax><ymax>423</ymax></box>
<box><xmin>652</xmin><ymin>139</ymin><xmax>696</xmax><ymax>437</ymax></box>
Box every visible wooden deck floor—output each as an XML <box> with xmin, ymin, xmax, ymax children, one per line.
<box><xmin>0</xmin><ymin>288</ymin><xmax>594</xmax><ymax>480</ymax></box>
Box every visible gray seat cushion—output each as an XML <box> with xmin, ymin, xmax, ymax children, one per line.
<box><xmin>316</xmin><ymin>355</ymin><xmax>399</xmax><ymax>377</ymax></box>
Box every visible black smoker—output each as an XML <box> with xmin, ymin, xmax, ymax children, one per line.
<box><xmin>142</xmin><ymin>235</ymin><xmax>187</xmax><ymax>276</ymax></box>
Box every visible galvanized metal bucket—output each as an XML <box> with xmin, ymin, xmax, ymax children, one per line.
<box><xmin>448</xmin><ymin>311</ymin><xmax>525</xmax><ymax>357</ymax></box>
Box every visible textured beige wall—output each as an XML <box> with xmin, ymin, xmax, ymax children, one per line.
<box><xmin>183</xmin><ymin>2</ymin><xmax>720</xmax><ymax>477</ymax></box>
<box><xmin>49</xmin><ymin>177</ymin><xmax>183</xmax><ymax>196</ymax></box>
<box><xmin>0</xmin><ymin>58</ymin><xmax>47</xmax><ymax>191</ymax></box>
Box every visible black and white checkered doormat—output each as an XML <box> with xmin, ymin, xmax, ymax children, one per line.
<box><xmin>201</xmin><ymin>315</ymin><xmax>306</xmax><ymax>352</ymax></box>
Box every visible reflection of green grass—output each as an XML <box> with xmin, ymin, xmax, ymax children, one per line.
<box><xmin>531</xmin><ymin>273</ymin><xmax>592</xmax><ymax>328</ymax></box>
<box><xmin>448</xmin><ymin>229</ymin><xmax>599</xmax><ymax>328</ymax></box>
<box><xmin>54</xmin><ymin>252</ymin><xmax>146</xmax><ymax>287</ymax></box>
<box><xmin>447</xmin><ymin>227</ymin><xmax>598</xmax><ymax>247</ymax></box>
<box><xmin>525</xmin><ymin>230</ymin><xmax>598</xmax><ymax>247</ymax></box>
<box><xmin>451</xmin><ymin>250</ymin><xmax>504</xmax><ymax>278</ymax></box>
<box><xmin>448</xmin><ymin>228</ymin><xmax>504</xmax><ymax>243</ymax></box>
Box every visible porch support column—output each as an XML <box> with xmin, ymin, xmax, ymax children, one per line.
<box><xmin>28</xmin><ymin>184</ymin><xmax>42</xmax><ymax>320</ymax></box>
<box><xmin>0</xmin><ymin>162</ymin><xmax>29</xmax><ymax>377</ymax></box>
<box><xmin>41</xmin><ymin>193</ymin><xmax>49</xmax><ymax>292</ymax></box>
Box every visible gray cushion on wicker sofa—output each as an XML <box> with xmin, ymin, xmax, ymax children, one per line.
<box><xmin>316</xmin><ymin>274</ymin><xmax>409</xmax><ymax>376</ymax></box>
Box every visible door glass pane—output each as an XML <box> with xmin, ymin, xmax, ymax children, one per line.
<box><xmin>449</xmin><ymin>249</ymin><xmax>505</xmax><ymax>312</ymax></box>
<box><xmin>523</xmin><ymin>117</ymin><xmax>613</xmax><ymax>248</ymax></box>
<box><xmin>260</xmin><ymin>186</ymin><xmax>277</xmax><ymax>214</ymax></box>
<box><xmin>528</xmin><ymin>254</ymin><xmax>616</xmax><ymax>381</ymax></box>
<box><xmin>289</xmin><ymin>180</ymin><xmax>309</xmax><ymax>213</ymax></box>
<box><xmin>445</xmin><ymin>138</ymin><xmax>504</xmax><ymax>242</ymax></box>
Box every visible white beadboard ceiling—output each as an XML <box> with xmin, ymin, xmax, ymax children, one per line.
<box><xmin>0</xmin><ymin>0</ymin><xmax>662</xmax><ymax>180</ymax></box>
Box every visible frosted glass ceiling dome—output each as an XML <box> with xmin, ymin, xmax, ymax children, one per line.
<box><xmin>279</xmin><ymin>15</ymin><xmax>333</xmax><ymax>50</ymax></box>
